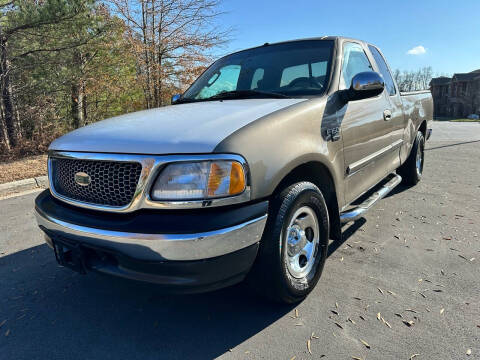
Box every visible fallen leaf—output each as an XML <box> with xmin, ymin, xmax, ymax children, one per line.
<box><xmin>360</xmin><ymin>339</ymin><xmax>371</xmax><ymax>349</ymax></box>
<box><xmin>307</xmin><ymin>339</ymin><xmax>312</xmax><ymax>354</ymax></box>
<box><xmin>402</xmin><ymin>320</ymin><xmax>414</xmax><ymax>327</ymax></box>
<box><xmin>440</xmin><ymin>308</ymin><xmax>445</xmax><ymax>315</ymax></box>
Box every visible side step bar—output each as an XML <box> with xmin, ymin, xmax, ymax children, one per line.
<box><xmin>340</xmin><ymin>173</ymin><xmax>402</xmax><ymax>224</ymax></box>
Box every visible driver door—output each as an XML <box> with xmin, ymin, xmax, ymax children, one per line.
<box><xmin>338</xmin><ymin>42</ymin><xmax>397</xmax><ymax>204</ymax></box>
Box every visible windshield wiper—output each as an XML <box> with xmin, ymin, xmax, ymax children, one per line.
<box><xmin>207</xmin><ymin>89</ymin><xmax>290</xmax><ymax>100</ymax></box>
<box><xmin>173</xmin><ymin>89</ymin><xmax>290</xmax><ymax>104</ymax></box>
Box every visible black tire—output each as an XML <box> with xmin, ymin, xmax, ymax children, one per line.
<box><xmin>247</xmin><ymin>182</ymin><xmax>329</xmax><ymax>304</ymax></box>
<box><xmin>398</xmin><ymin>131</ymin><xmax>425</xmax><ymax>186</ymax></box>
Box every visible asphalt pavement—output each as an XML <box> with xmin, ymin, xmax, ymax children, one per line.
<box><xmin>0</xmin><ymin>121</ymin><xmax>479</xmax><ymax>360</ymax></box>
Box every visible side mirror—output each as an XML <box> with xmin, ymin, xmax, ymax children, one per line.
<box><xmin>171</xmin><ymin>94</ymin><xmax>181</xmax><ymax>104</ymax></box>
<box><xmin>347</xmin><ymin>71</ymin><xmax>385</xmax><ymax>101</ymax></box>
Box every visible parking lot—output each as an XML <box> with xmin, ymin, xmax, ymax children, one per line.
<box><xmin>0</xmin><ymin>121</ymin><xmax>479</xmax><ymax>360</ymax></box>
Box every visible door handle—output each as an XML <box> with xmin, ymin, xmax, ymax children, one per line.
<box><xmin>383</xmin><ymin>109</ymin><xmax>392</xmax><ymax>121</ymax></box>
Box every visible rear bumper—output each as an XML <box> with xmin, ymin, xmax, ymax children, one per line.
<box><xmin>35</xmin><ymin>190</ymin><xmax>268</xmax><ymax>291</ymax></box>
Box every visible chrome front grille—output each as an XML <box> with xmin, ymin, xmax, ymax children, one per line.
<box><xmin>50</xmin><ymin>157</ymin><xmax>142</xmax><ymax>207</ymax></box>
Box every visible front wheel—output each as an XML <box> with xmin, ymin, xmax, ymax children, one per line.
<box><xmin>248</xmin><ymin>182</ymin><xmax>329</xmax><ymax>304</ymax></box>
<box><xmin>398</xmin><ymin>131</ymin><xmax>425</xmax><ymax>186</ymax></box>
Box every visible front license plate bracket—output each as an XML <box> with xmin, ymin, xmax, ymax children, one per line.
<box><xmin>53</xmin><ymin>239</ymin><xmax>87</xmax><ymax>274</ymax></box>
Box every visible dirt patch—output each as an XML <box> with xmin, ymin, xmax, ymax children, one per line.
<box><xmin>0</xmin><ymin>155</ymin><xmax>47</xmax><ymax>184</ymax></box>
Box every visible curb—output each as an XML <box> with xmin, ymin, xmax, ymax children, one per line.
<box><xmin>0</xmin><ymin>176</ymin><xmax>48</xmax><ymax>197</ymax></box>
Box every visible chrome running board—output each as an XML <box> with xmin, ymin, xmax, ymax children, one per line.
<box><xmin>340</xmin><ymin>173</ymin><xmax>402</xmax><ymax>224</ymax></box>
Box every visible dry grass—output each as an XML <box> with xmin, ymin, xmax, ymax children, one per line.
<box><xmin>0</xmin><ymin>154</ymin><xmax>47</xmax><ymax>184</ymax></box>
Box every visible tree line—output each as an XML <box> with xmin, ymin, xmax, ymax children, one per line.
<box><xmin>0</xmin><ymin>0</ymin><xmax>228</xmax><ymax>157</ymax></box>
<box><xmin>393</xmin><ymin>66</ymin><xmax>436</xmax><ymax>93</ymax></box>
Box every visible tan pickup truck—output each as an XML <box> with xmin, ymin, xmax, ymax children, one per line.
<box><xmin>35</xmin><ymin>36</ymin><xmax>432</xmax><ymax>303</ymax></box>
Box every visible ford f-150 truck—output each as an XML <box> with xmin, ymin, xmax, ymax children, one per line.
<box><xmin>35</xmin><ymin>37</ymin><xmax>433</xmax><ymax>303</ymax></box>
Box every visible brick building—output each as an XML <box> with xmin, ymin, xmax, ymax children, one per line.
<box><xmin>430</xmin><ymin>69</ymin><xmax>480</xmax><ymax>118</ymax></box>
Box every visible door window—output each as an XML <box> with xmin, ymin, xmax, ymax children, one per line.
<box><xmin>340</xmin><ymin>42</ymin><xmax>372</xmax><ymax>90</ymax></box>
<box><xmin>368</xmin><ymin>45</ymin><xmax>396</xmax><ymax>95</ymax></box>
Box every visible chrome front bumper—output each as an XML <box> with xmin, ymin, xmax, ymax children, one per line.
<box><xmin>35</xmin><ymin>209</ymin><xmax>267</xmax><ymax>262</ymax></box>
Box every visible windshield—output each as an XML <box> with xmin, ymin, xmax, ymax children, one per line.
<box><xmin>182</xmin><ymin>40</ymin><xmax>334</xmax><ymax>101</ymax></box>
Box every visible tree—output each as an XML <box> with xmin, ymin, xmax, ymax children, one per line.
<box><xmin>0</xmin><ymin>0</ymin><xmax>96</xmax><ymax>148</ymax></box>
<box><xmin>393</xmin><ymin>66</ymin><xmax>434</xmax><ymax>92</ymax></box>
<box><xmin>108</xmin><ymin>0</ymin><xmax>230</xmax><ymax>108</ymax></box>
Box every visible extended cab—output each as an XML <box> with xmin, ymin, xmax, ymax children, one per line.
<box><xmin>35</xmin><ymin>37</ymin><xmax>433</xmax><ymax>303</ymax></box>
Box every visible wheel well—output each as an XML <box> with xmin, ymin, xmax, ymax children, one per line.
<box><xmin>418</xmin><ymin>120</ymin><xmax>427</xmax><ymax>138</ymax></box>
<box><xmin>272</xmin><ymin>162</ymin><xmax>342</xmax><ymax>241</ymax></box>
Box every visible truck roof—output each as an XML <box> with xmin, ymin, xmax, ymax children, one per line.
<box><xmin>228</xmin><ymin>36</ymin><xmax>368</xmax><ymax>57</ymax></box>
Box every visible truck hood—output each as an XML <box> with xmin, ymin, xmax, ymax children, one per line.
<box><xmin>50</xmin><ymin>98</ymin><xmax>307</xmax><ymax>154</ymax></box>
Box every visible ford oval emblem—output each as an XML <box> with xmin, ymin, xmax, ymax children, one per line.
<box><xmin>74</xmin><ymin>172</ymin><xmax>91</xmax><ymax>186</ymax></box>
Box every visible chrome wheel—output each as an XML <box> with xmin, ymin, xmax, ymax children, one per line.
<box><xmin>416</xmin><ymin>139</ymin><xmax>424</xmax><ymax>176</ymax></box>
<box><xmin>285</xmin><ymin>206</ymin><xmax>320</xmax><ymax>279</ymax></box>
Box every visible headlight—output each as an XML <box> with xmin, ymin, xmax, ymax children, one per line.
<box><xmin>151</xmin><ymin>160</ymin><xmax>247</xmax><ymax>201</ymax></box>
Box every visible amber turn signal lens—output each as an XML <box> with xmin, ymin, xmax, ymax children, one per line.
<box><xmin>206</xmin><ymin>161</ymin><xmax>246</xmax><ymax>198</ymax></box>
<box><xmin>229</xmin><ymin>161</ymin><xmax>245</xmax><ymax>195</ymax></box>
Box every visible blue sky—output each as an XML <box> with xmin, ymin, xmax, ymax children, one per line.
<box><xmin>219</xmin><ymin>0</ymin><xmax>480</xmax><ymax>76</ymax></box>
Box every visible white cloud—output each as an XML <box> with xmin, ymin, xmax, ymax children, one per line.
<box><xmin>407</xmin><ymin>45</ymin><xmax>427</xmax><ymax>55</ymax></box>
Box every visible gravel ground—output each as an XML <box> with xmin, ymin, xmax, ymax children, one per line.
<box><xmin>0</xmin><ymin>122</ymin><xmax>479</xmax><ymax>360</ymax></box>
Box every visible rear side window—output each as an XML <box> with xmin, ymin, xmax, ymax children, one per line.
<box><xmin>368</xmin><ymin>45</ymin><xmax>396</xmax><ymax>95</ymax></box>
<box><xmin>250</xmin><ymin>68</ymin><xmax>264</xmax><ymax>89</ymax></box>
<box><xmin>280</xmin><ymin>64</ymin><xmax>309</xmax><ymax>87</ymax></box>
<box><xmin>340</xmin><ymin>42</ymin><xmax>372</xmax><ymax>90</ymax></box>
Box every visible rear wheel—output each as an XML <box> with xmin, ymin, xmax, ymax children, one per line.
<box><xmin>248</xmin><ymin>182</ymin><xmax>329</xmax><ymax>304</ymax></box>
<box><xmin>398</xmin><ymin>131</ymin><xmax>425</xmax><ymax>186</ymax></box>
